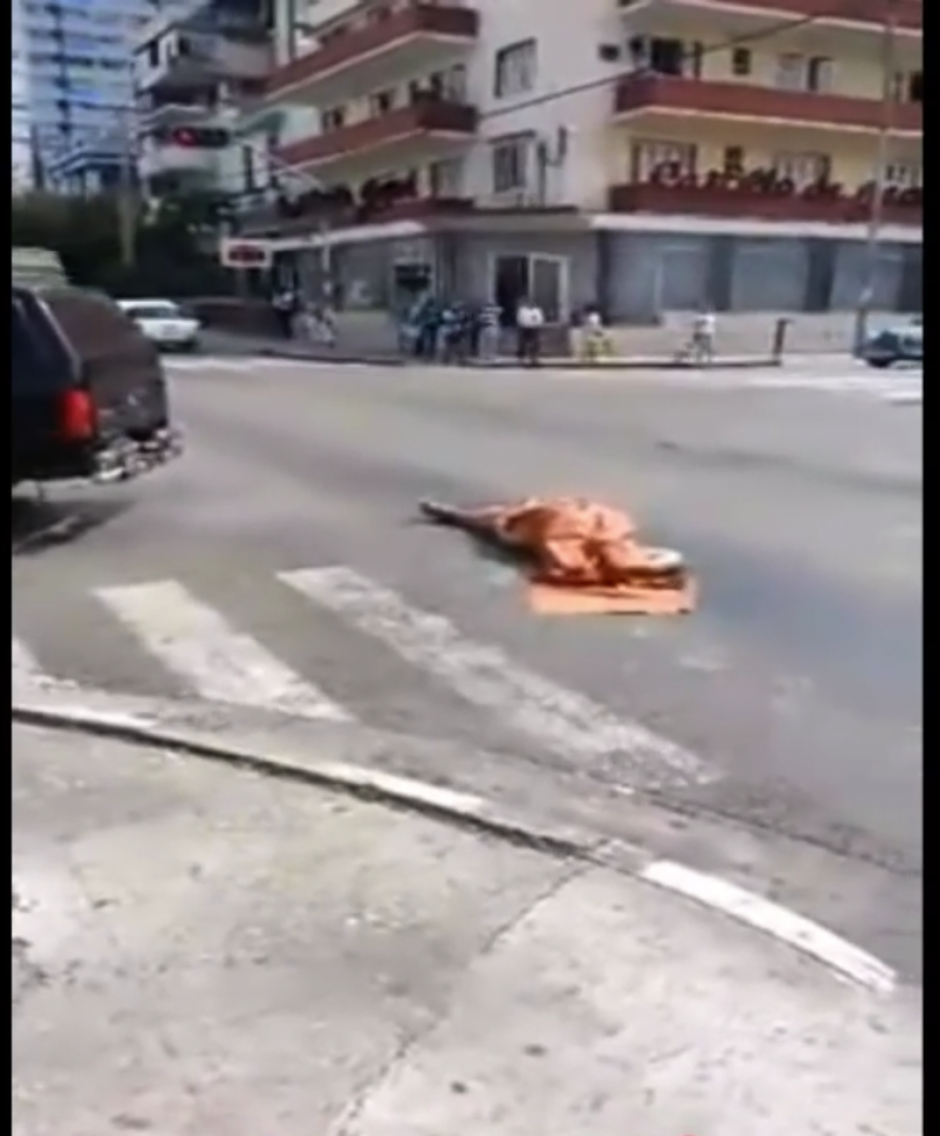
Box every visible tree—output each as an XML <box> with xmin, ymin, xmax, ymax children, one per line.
<box><xmin>11</xmin><ymin>190</ymin><xmax>236</xmax><ymax>298</ymax></box>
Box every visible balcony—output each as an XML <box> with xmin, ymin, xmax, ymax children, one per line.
<box><xmin>273</xmin><ymin>99</ymin><xmax>478</xmax><ymax>175</ymax></box>
<box><xmin>616</xmin><ymin>0</ymin><xmax>921</xmax><ymax>34</ymax></box>
<box><xmin>608</xmin><ymin>171</ymin><xmax>923</xmax><ymax>228</ymax></box>
<box><xmin>237</xmin><ymin>187</ymin><xmax>475</xmax><ymax>235</ymax></box>
<box><xmin>136</xmin><ymin>33</ymin><xmax>271</xmax><ymax>94</ymax></box>
<box><xmin>136</xmin><ymin>99</ymin><xmax>225</xmax><ymax>130</ymax></box>
<box><xmin>613</xmin><ymin>74</ymin><xmax>923</xmax><ymax>134</ymax></box>
<box><xmin>263</xmin><ymin>3</ymin><xmax>480</xmax><ymax>106</ymax></box>
<box><xmin>137</xmin><ymin>140</ymin><xmax>222</xmax><ymax>181</ymax></box>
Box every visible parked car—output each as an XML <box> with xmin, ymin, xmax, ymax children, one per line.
<box><xmin>12</xmin><ymin>285</ymin><xmax>182</xmax><ymax>489</ymax></box>
<box><xmin>861</xmin><ymin>317</ymin><xmax>923</xmax><ymax>368</ymax></box>
<box><xmin>117</xmin><ymin>298</ymin><xmax>201</xmax><ymax>352</ymax></box>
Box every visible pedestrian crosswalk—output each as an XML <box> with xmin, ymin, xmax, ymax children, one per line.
<box><xmin>12</xmin><ymin>563</ymin><xmax>714</xmax><ymax>792</ymax></box>
<box><xmin>744</xmin><ymin>369</ymin><xmax>922</xmax><ymax>403</ymax></box>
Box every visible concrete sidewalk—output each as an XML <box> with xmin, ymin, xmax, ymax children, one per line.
<box><xmin>201</xmin><ymin>328</ymin><xmax>779</xmax><ymax>370</ymax></box>
<box><xmin>13</xmin><ymin>722</ymin><xmax>922</xmax><ymax>1136</ymax></box>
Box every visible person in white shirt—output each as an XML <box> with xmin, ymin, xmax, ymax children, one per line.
<box><xmin>515</xmin><ymin>298</ymin><xmax>545</xmax><ymax>366</ymax></box>
<box><xmin>690</xmin><ymin>304</ymin><xmax>717</xmax><ymax>365</ymax></box>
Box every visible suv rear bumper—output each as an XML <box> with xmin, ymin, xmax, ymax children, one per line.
<box><xmin>12</xmin><ymin>428</ymin><xmax>183</xmax><ymax>488</ymax></box>
<box><xmin>92</xmin><ymin>427</ymin><xmax>184</xmax><ymax>484</ymax></box>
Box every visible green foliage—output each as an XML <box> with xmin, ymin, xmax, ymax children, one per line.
<box><xmin>10</xmin><ymin>190</ymin><xmax>238</xmax><ymax>298</ymax></box>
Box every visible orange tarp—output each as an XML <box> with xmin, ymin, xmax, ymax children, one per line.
<box><xmin>420</xmin><ymin>497</ymin><xmax>696</xmax><ymax>615</ymax></box>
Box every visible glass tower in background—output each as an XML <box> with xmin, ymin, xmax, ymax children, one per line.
<box><xmin>13</xmin><ymin>0</ymin><xmax>157</xmax><ymax>183</ymax></box>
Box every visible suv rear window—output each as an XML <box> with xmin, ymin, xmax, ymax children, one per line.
<box><xmin>11</xmin><ymin>294</ymin><xmax>72</xmax><ymax>393</ymax></box>
<box><xmin>43</xmin><ymin>289</ymin><xmax>148</xmax><ymax>363</ymax></box>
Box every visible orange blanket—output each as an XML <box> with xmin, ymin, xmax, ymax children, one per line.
<box><xmin>420</xmin><ymin>497</ymin><xmax>696</xmax><ymax>615</ymax></box>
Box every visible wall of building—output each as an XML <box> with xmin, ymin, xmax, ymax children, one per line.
<box><xmin>602</xmin><ymin>230</ymin><xmax>920</xmax><ymax>320</ymax></box>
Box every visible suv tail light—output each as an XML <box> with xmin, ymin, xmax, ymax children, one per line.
<box><xmin>59</xmin><ymin>389</ymin><xmax>96</xmax><ymax>441</ymax></box>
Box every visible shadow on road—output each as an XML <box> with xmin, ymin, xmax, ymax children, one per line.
<box><xmin>11</xmin><ymin>491</ymin><xmax>130</xmax><ymax>557</ymax></box>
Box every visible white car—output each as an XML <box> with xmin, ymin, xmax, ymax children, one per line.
<box><xmin>117</xmin><ymin>299</ymin><xmax>201</xmax><ymax>352</ymax></box>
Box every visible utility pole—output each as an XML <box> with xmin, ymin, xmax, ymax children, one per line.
<box><xmin>854</xmin><ymin>0</ymin><xmax>898</xmax><ymax>354</ymax></box>
<box><xmin>116</xmin><ymin>109</ymin><xmax>138</xmax><ymax>270</ymax></box>
<box><xmin>263</xmin><ymin>147</ymin><xmax>333</xmax><ymax>303</ymax></box>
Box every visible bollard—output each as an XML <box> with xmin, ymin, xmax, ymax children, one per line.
<box><xmin>771</xmin><ymin>317</ymin><xmax>792</xmax><ymax>362</ymax></box>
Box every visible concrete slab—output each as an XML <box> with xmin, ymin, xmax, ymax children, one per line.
<box><xmin>12</xmin><ymin>723</ymin><xmax>921</xmax><ymax>1136</ymax></box>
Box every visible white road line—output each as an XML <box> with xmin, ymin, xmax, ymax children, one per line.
<box><xmin>164</xmin><ymin>356</ymin><xmax>291</xmax><ymax>372</ymax></box>
<box><xmin>12</xmin><ymin>637</ymin><xmax>79</xmax><ymax>692</ymax></box>
<box><xmin>280</xmin><ymin>566</ymin><xmax>715</xmax><ymax>790</ymax></box>
<box><xmin>94</xmin><ymin>579</ymin><xmax>352</xmax><ymax>722</ymax></box>
<box><xmin>12</xmin><ymin>637</ymin><xmax>45</xmax><ymax>684</ymax></box>
<box><xmin>640</xmin><ymin>860</ymin><xmax>897</xmax><ymax>994</ymax></box>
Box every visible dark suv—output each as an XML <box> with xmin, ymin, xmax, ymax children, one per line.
<box><xmin>12</xmin><ymin>285</ymin><xmax>182</xmax><ymax>489</ymax></box>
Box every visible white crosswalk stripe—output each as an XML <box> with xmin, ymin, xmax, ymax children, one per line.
<box><xmin>627</xmin><ymin>369</ymin><xmax>922</xmax><ymax>403</ymax></box>
<box><xmin>281</xmin><ymin>566</ymin><xmax>712</xmax><ymax>788</ymax></box>
<box><xmin>93</xmin><ymin>578</ymin><xmax>352</xmax><ymax>722</ymax></box>
<box><xmin>12</xmin><ymin>637</ymin><xmax>45</xmax><ymax>685</ymax></box>
<box><xmin>12</xmin><ymin>566</ymin><xmax>717</xmax><ymax>790</ymax></box>
<box><xmin>163</xmin><ymin>355</ymin><xmax>300</xmax><ymax>373</ymax></box>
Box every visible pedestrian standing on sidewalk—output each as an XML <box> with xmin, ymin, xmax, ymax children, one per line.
<box><xmin>515</xmin><ymin>297</ymin><xmax>545</xmax><ymax>366</ymax></box>
<box><xmin>690</xmin><ymin>302</ymin><xmax>717</xmax><ymax>366</ymax></box>
<box><xmin>271</xmin><ymin>286</ymin><xmax>298</xmax><ymax>340</ymax></box>
<box><xmin>474</xmin><ymin>300</ymin><xmax>502</xmax><ymax>362</ymax></box>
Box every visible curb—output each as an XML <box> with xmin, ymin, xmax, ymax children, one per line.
<box><xmin>12</xmin><ymin>686</ymin><xmax>898</xmax><ymax>996</ymax></box>
<box><xmin>259</xmin><ymin>348</ymin><xmax>784</xmax><ymax>372</ymax></box>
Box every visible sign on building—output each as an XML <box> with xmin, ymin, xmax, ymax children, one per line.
<box><xmin>219</xmin><ymin>238</ymin><xmax>273</xmax><ymax>269</ymax></box>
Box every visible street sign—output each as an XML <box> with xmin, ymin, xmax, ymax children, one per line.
<box><xmin>219</xmin><ymin>238</ymin><xmax>273</xmax><ymax>269</ymax></box>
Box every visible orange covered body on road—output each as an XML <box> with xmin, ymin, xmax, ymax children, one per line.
<box><xmin>420</xmin><ymin>497</ymin><xmax>696</xmax><ymax>615</ymax></box>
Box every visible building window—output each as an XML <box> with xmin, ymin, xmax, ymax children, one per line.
<box><xmin>322</xmin><ymin>106</ymin><xmax>345</xmax><ymax>131</ymax></box>
<box><xmin>731</xmin><ymin>48</ymin><xmax>751</xmax><ymax>76</ymax></box>
<box><xmin>494</xmin><ymin>39</ymin><xmax>537</xmax><ymax>99</ymax></box>
<box><xmin>491</xmin><ymin>133</ymin><xmax>530</xmax><ymax>193</ymax></box>
<box><xmin>427</xmin><ymin>157</ymin><xmax>464</xmax><ymax>198</ymax></box>
<box><xmin>723</xmin><ymin>145</ymin><xmax>745</xmax><ymax>174</ymax></box>
<box><xmin>884</xmin><ymin>162</ymin><xmax>922</xmax><ymax>188</ymax></box>
<box><xmin>775</xmin><ymin>54</ymin><xmax>805</xmax><ymax>90</ymax></box>
<box><xmin>907</xmin><ymin>71</ymin><xmax>923</xmax><ymax>102</ymax></box>
<box><xmin>630</xmin><ymin>139</ymin><xmax>697</xmax><ymax>181</ymax></box>
<box><xmin>775</xmin><ymin>54</ymin><xmax>834</xmax><ymax>92</ymax></box>
<box><xmin>807</xmin><ymin>56</ymin><xmax>834</xmax><ymax>92</ymax></box>
<box><xmin>369</xmin><ymin>88</ymin><xmax>395</xmax><ymax>116</ymax></box>
<box><xmin>772</xmin><ymin>151</ymin><xmax>831</xmax><ymax>186</ymax></box>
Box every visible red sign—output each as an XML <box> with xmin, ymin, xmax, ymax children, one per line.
<box><xmin>219</xmin><ymin>239</ymin><xmax>272</xmax><ymax>269</ymax></box>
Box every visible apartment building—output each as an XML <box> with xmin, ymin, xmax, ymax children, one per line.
<box><xmin>132</xmin><ymin>0</ymin><xmax>272</xmax><ymax>201</ymax></box>
<box><xmin>13</xmin><ymin>0</ymin><xmax>155</xmax><ymax>185</ymax></box>
<box><xmin>234</xmin><ymin>0</ymin><xmax>922</xmax><ymax>320</ymax></box>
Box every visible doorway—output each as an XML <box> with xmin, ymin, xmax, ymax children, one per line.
<box><xmin>490</xmin><ymin>253</ymin><xmax>568</xmax><ymax>326</ymax></box>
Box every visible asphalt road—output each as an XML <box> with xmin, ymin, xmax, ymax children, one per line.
<box><xmin>12</xmin><ymin>357</ymin><xmax>923</xmax><ymax>978</ymax></box>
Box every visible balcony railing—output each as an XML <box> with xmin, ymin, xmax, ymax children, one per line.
<box><xmin>608</xmin><ymin>167</ymin><xmax>923</xmax><ymax>226</ymax></box>
<box><xmin>273</xmin><ymin>98</ymin><xmax>477</xmax><ymax>169</ymax></box>
<box><xmin>236</xmin><ymin>185</ymin><xmax>475</xmax><ymax>234</ymax></box>
<box><xmin>680</xmin><ymin>0</ymin><xmax>923</xmax><ymax>31</ymax></box>
<box><xmin>263</xmin><ymin>3</ymin><xmax>479</xmax><ymax>99</ymax></box>
<box><xmin>613</xmin><ymin>73</ymin><xmax>923</xmax><ymax>132</ymax></box>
